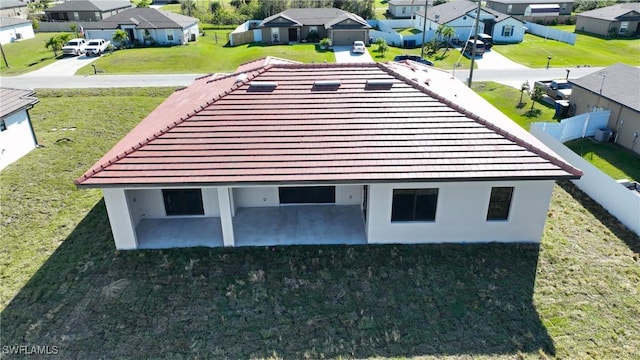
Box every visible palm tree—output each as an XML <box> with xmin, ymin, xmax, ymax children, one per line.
<box><xmin>45</xmin><ymin>34</ymin><xmax>71</xmax><ymax>57</ymax></box>
<box><xmin>519</xmin><ymin>81</ymin><xmax>530</xmax><ymax>106</ymax></box>
<box><xmin>435</xmin><ymin>24</ymin><xmax>456</xmax><ymax>54</ymax></box>
<box><xmin>112</xmin><ymin>29</ymin><xmax>130</xmax><ymax>48</ymax></box>
<box><xmin>530</xmin><ymin>86</ymin><xmax>544</xmax><ymax>111</ymax></box>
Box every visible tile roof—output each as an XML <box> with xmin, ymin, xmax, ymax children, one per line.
<box><xmin>83</xmin><ymin>8</ymin><xmax>197</xmax><ymax>30</ymax></box>
<box><xmin>576</xmin><ymin>3</ymin><xmax>640</xmax><ymax>21</ymax></box>
<box><xmin>0</xmin><ymin>87</ymin><xmax>38</xmax><ymax>118</ymax></box>
<box><xmin>76</xmin><ymin>61</ymin><xmax>581</xmax><ymax>188</ymax></box>
<box><xmin>569</xmin><ymin>63</ymin><xmax>640</xmax><ymax>112</ymax></box>
<box><xmin>45</xmin><ymin>0</ymin><xmax>132</xmax><ymax>13</ymax></box>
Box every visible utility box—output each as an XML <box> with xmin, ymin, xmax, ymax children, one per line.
<box><xmin>594</xmin><ymin>128</ymin><xmax>612</xmax><ymax>142</ymax></box>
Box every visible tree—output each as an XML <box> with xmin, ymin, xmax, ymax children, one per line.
<box><xmin>135</xmin><ymin>0</ymin><xmax>151</xmax><ymax>7</ymax></box>
<box><xmin>435</xmin><ymin>24</ymin><xmax>455</xmax><ymax>54</ymax></box>
<box><xmin>45</xmin><ymin>33</ymin><xmax>71</xmax><ymax>57</ymax></box>
<box><xmin>69</xmin><ymin>23</ymin><xmax>78</xmax><ymax>37</ymax></box>
<box><xmin>112</xmin><ymin>29</ymin><xmax>130</xmax><ymax>47</ymax></box>
<box><xmin>519</xmin><ymin>81</ymin><xmax>530</xmax><ymax>106</ymax></box>
<box><xmin>375</xmin><ymin>37</ymin><xmax>388</xmax><ymax>56</ymax></box>
<box><xmin>180</xmin><ymin>0</ymin><xmax>197</xmax><ymax>17</ymax></box>
<box><xmin>530</xmin><ymin>86</ymin><xmax>544</xmax><ymax>111</ymax></box>
<box><xmin>32</xmin><ymin>18</ymin><xmax>39</xmax><ymax>32</ymax></box>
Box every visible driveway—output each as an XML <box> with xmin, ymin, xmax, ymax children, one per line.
<box><xmin>20</xmin><ymin>54</ymin><xmax>100</xmax><ymax>77</ymax></box>
<box><xmin>333</xmin><ymin>46</ymin><xmax>374</xmax><ymax>63</ymax></box>
<box><xmin>473</xmin><ymin>49</ymin><xmax>528</xmax><ymax>70</ymax></box>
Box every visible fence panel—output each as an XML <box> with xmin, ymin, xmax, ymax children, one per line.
<box><xmin>523</xmin><ymin>21</ymin><xmax>576</xmax><ymax>45</ymax></box>
<box><xmin>530</xmin><ymin>110</ymin><xmax>610</xmax><ymax>142</ymax></box>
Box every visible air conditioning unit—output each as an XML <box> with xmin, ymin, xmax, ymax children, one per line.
<box><xmin>594</xmin><ymin>128</ymin><xmax>612</xmax><ymax>142</ymax></box>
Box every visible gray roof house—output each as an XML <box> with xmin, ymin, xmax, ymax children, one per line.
<box><xmin>0</xmin><ymin>18</ymin><xmax>34</xmax><ymax>44</ymax></box>
<box><xmin>0</xmin><ymin>88</ymin><xmax>39</xmax><ymax>170</ymax></box>
<box><xmin>575</xmin><ymin>2</ymin><xmax>640</xmax><ymax>37</ymax></box>
<box><xmin>259</xmin><ymin>8</ymin><xmax>371</xmax><ymax>46</ymax></box>
<box><xmin>569</xmin><ymin>63</ymin><xmax>640</xmax><ymax>154</ymax></box>
<box><xmin>44</xmin><ymin>0</ymin><xmax>133</xmax><ymax>22</ymax></box>
<box><xmin>485</xmin><ymin>0</ymin><xmax>574</xmax><ymax>16</ymax></box>
<box><xmin>0</xmin><ymin>0</ymin><xmax>27</xmax><ymax>19</ymax></box>
<box><xmin>386</xmin><ymin>0</ymin><xmax>429</xmax><ymax>19</ymax></box>
<box><xmin>84</xmin><ymin>8</ymin><xmax>200</xmax><ymax>46</ymax></box>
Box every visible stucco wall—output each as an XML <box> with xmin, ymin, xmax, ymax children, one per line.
<box><xmin>0</xmin><ymin>110</ymin><xmax>37</xmax><ymax>170</ymax></box>
<box><xmin>493</xmin><ymin>18</ymin><xmax>525</xmax><ymax>43</ymax></box>
<box><xmin>575</xmin><ymin>17</ymin><xmax>611</xmax><ymax>36</ymax></box>
<box><xmin>0</xmin><ymin>22</ymin><xmax>34</xmax><ymax>45</ymax></box>
<box><xmin>126</xmin><ymin>187</ymin><xmax>220</xmax><ymax>226</ymax></box>
<box><xmin>234</xmin><ymin>185</ymin><xmax>362</xmax><ymax>207</ymax></box>
<box><xmin>366</xmin><ymin>180</ymin><xmax>556</xmax><ymax>244</ymax></box>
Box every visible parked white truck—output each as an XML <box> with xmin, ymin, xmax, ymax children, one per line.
<box><xmin>62</xmin><ymin>38</ymin><xmax>87</xmax><ymax>56</ymax></box>
<box><xmin>534</xmin><ymin>79</ymin><xmax>573</xmax><ymax>100</ymax></box>
<box><xmin>85</xmin><ymin>39</ymin><xmax>111</xmax><ymax>56</ymax></box>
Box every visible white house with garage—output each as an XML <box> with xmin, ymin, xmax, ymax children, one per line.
<box><xmin>0</xmin><ymin>18</ymin><xmax>34</xmax><ymax>45</ymax></box>
<box><xmin>76</xmin><ymin>60</ymin><xmax>581</xmax><ymax>250</ymax></box>
<box><xmin>0</xmin><ymin>88</ymin><xmax>39</xmax><ymax>170</ymax></box>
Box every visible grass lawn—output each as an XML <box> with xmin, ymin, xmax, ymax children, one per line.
<box><xmin>395</xmin><ymin>27</ymin><xmax>421</xmax><ymax>35</ymax></box>
<box><xmin>1</xmin><ymin>88</ymin><xmax>639</xmax><ymax>358</ymax></box>
<box><xmin>565</xmin><ymin>138</ymin><xmax>640</xmax><ymax>181</ymax></box>
<box><xmin>0</xmin><ymin>32</ymin><xmax>69</xmax><ymax>76</ymax></box>
<box><xmin>471</xmin><ymin>81</ymin><xmax>557</xmax><ymax>129</ymax></box>
<box><xmin>494</xmin><ymin>30</ymin><xmax>640</xmax><ymax>68</ymax></box>
<box><xmin>370</xmin><ymin>44</ymin><xmax>475</xmax><ymax>70</ymax></box>
<box><xmin>75</xmin><ymin>30</ymin><xmax>335</xmax><ymax>75</ymax></box>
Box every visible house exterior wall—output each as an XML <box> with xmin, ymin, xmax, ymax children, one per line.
<box><xmin>575</xmin><ymin>16</ymin><xmax>612</xmax><ymax>36</ymax></box>
<box><xmin>570</xmin><ymin>86</ymin><xmax>640</xmax><ymax>154</ymax></box>
<box><xmin>0</xmin><ymin>5</ymin><xmax>27</xmax><ymax>19</ymax></box>
<box><xmin>366</xmin><ymin>180</ymin><xmax>556</xmax><ymax>244</ymax></box>
<box><xmin>104</xmin><ymin>188</ymin><xmax>138</xmax><ymax>250</ymax></box>
<box><xmin>0</xmin><ymin>22</ymin><xmax>34</xmax><ymax>45</ymax></box>
<box><xmin>493</xmin><ymin>18</ymin><xmax>525</xmax><ymax>43</ymax></box>
<box><xmin>86</xmin><ymin>26</ymin><xmax>195</xmax><ymax>46</ymax></box>
<box><xmin>234</xmin><ymin>185</ymin><xmax>362</xmax><ymax>207</ymax></box>
<box><xmin>388</xmin><ymin>4</ymin><xmax>424</xmax><ymax>18</ymax></box>
<box><xmin>46</xmin><ymin>7</ymin><xmax>131</xmax><ymax>22</ymax></box>
<box><xmin>0</xmin><ymin>110</ymin><xmax>37</xmax><ymax>170</ymax></box>
<box><xmin>486</xmin><ymin>2</ymin><xmax>572</xmax><ymax>15</ymax></box>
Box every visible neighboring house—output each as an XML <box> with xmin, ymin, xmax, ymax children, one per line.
<box><xmin>575</xmin><ymin>2</ymin><xmax>640</xmax><ymax>37</ymax></box>
<box><xmin>387</xmin><ymin>0</ymin><xmax>427</xmax><ymax>19</ymax></box>
<box><xmin>569</xmin><ymin>63</ymin><xmax>640</xmax><ymax>155</ymax></box>
<box><xmin>259</xmin><ymin>8</ymin><xmax>371</xmax><ymax>46</ymax></box>
<box><xmin>0</xmin><ymin>18</ymin><xmax>34</xmax><ymax>44</ymax></box>
<box><xmin>44</xmin><ymin>0</ymin><xmax>133</xmax><ymax>22</ymax></box>
<box><xmin>415</xmin><ymin>0</ymin><xmax>525</xmax><ymax>43</ymax></box>
<box><xmin>84</xmin><ymin>8</ymin><xmax>199</xmax><ymax>46</ymax></box>
<box><xmin>75</xmin><ymin>60</ymin><xmax>581</xmax><ymax>250</ymax></box>
<box><xmin>0</xmin><ymin>0</ymin><xmax>28</xmax><ymax>19</ymax></box>
<box><xmin>485</xmin><ymin>0</ymin><xmax>574</xmax><ymax>16</ymax></box>
<box><xmin>0</xmin><ymin>88</ymin><xmax>39</xmax><ymax>171</ymax></box>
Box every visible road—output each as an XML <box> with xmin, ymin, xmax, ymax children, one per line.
<box><xmin>0</xmin><ymin>67</ymin><xmax>604</xmax><ymax>89</ymax></box>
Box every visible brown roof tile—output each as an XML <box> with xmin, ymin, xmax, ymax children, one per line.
<box><xmin>76</xmin><ymin>61</ymin><xmax>581</xmax><ymax>187</ymax></box>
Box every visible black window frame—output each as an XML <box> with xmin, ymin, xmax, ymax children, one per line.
<box><xmin>0</xmin><ymin>119</ymin><xmax>6</xmax><ymax>132</ymax></box>
<box><xmin>391</xmin><ymin>188</ymin><xmax>439</xmax><ymax>222</ymax></box>
<box><xmin>486</xmin><ymin>187</ymin><xmax>514</xmax><ymax>221</ymax></box>
<box><xmin>162</xmin><ymin>189</ymin><xmax>205</xmax><ymax>216</ymax></box>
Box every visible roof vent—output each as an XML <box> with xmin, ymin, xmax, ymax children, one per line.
<box><xmin>365</xmin><ymin>79</ymin><xmax>394</xmax><ymax>89</ymax></box>
<box><xmin>235</xmin><ymin>73</ymin><xmax>248</xmax><ymax>83</ymax></box>
<box><xmin>248</xmin><ymin>81</ymin><xmax>278</xmax><ymax>92</ymax></box>
<box><xmin>314</xmin><ymin>80</ymin><xmax>341</xmax><ymax>87</ymax></box>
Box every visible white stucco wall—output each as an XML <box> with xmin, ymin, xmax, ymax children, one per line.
<box><xmin>0</xmin><ymin>110</ymin><xmax>37</xmax><ymax>170</ymax></box>
<box><xmin>125</xmin><ymin>187</ymin><xmax>220</xmax><ymax>226</ymax></box>
<box><xmin>234</xmin><ymin>185</ymin><xmax>362</xmax><ymax>207</ymax></box>
<box><xmin>104</xmin><ymin>188</ymin><xmax>138</xmax><ymax>250</ymax></box>
<box><xmin>493</xmin><ymin>18</ymin><xmax>525</xmax><ymax>43</ymax></box>
<box><xmin>366</xmin><ymin>180</ymin><xmax>556</xmax><ymax>244</ymax></box>
<box><xmin>0</xmin><ymin>23</ymin><xmax>35</xmax><ymax>45</ymax></box>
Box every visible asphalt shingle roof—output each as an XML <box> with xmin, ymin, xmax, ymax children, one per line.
<box><xmin>0</xmin><ymin>0</ymin><xmax>26</xmax><ymax>10</ymax></box>
<box><xmin>0</xmin><ymin>17</ymin><xmax>31</xmax><ymax>27</ymax></box>
<box><xmin>570</xmin><ymin>63</ymin><xmax>640</xmax><ymax>112</ymax></box>
<box><xmin>83</xmin><ymin>8</ymin><xmax>198</xmax><ymax>30</ymax></box>
<box><xmin>261</xmin><ymin>8</ymin><xmax>369</xmax><ymax>29</ymax></box>
<box><xmin>576</xmin><ymin>2</ymin><xmax>640</xmax><ymax>21</ymax></box>
<box><xmin>0</xmin><ymin>88</ymin><xmax>38</xmax><ymax>118</ymax></box>
<box><xmin>76</xmin><ymin>61</ymin><xmax>581</xmax><ymax>188</ymax></box>
<box><xmin>45</xmin><ymin>0</ymin><xmax>132</xmax><ymax>13</ymax></box>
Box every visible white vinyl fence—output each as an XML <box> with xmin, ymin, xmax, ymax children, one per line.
<box><xmin>368</xmin><ymin>20</ymin><xmax>435</xmax><ymax>48</ymax></box>
<box><xmin>523</xmin><ymin>21</ymin><xmax>576</xmax><ymax>45</ymax></box>
<box><xmin>530</xmin><ymin>110</ymin><xmax>610</xmax><ymax>142</ymax></box>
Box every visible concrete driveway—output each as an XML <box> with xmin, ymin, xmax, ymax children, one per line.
<box><xmin>333</xmin><ymin>46</ymin><xmax>374</xmax><ymax>63</ymax></box>
<box><xmin>20</xmin><ymin>54</ymin><xmax>100</xmax><ymax>77</ymax></box>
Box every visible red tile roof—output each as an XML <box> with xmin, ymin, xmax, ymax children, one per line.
<box><xmin>76</xmin><ymin>61</ymin><xmax>581</xmax><ymax>187</ymax></box>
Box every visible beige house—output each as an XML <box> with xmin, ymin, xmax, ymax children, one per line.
<box><xmin>0</xmin><ymin>0</ymin><xmax>27</xmax><ymax>19</ymax></box>
<box><xmin>569</xmin><ymin>63</ymin><xmax>640</xmax><ymax>155</ymax></box>
<box><xmin>386</xmin><ymin>0</ymin><xmax>427</xmax><ymax>19</ymax></box>
<box><xmin>575</xmin><ymin>2</ymin><xmax>640</xmax><ymax>37</ymax></box>
<box><xmin>485</xmin><ymin>0</ymin><xmax>573</xmax><ymax>16</ymax></box>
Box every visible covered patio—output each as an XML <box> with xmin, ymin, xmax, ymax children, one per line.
<box><xmin>134</xmin><ymin>205</ymin><xmax>367</xmax><ymax>249</ymax></box>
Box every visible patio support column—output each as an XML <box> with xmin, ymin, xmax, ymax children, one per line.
<box><xmin>102</xmin><ymin>188</ymin><xmax>138</xmax><ymax>250</ymax></box>
<box><xmin>217</xmin><ymin>187</ymin><xmax>235</xmax><ymax>247</ymax></box>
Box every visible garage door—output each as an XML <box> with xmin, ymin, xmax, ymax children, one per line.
<box><xmin>279</xmin><ymin>186</ymin><xmax>336</xmax><ymax>204</ymax></box>
<box><xmin>332</xmin><ymin>30</ymin><xmax>365</xmax><ymax>46</ymax></box>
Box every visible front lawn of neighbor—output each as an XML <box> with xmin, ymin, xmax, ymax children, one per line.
<box><xmin>494</xmin><ymin>29</ymin><xmax>640</xmax><ymax>68</ymax></box>
<box><xmin>0</xmin><ymin>32</ymin><xmax>68</xmax><ymax>76</ymax></box>
<box><xmin>1</xmin><ymin>88</ymin><xmax>639</xmax><ymax>359</ymax></box>
<box><xmin>371</xmin><ymin>44</ymin><xmax>475</xmax><ymax>70</ymax></box>
<box><xmin>75</xmin><ymin>30</ymin><xmax>335</xmax><ymax>75</ymax></box>
<box><xmin>565</xmin><ymin>138</ymin><xmax>640</xmax><ymax>181</ymax></box>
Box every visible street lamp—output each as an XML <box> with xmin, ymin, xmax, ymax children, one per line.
<box><xmin>546</xmin><ymin>56</ymin><xmax>552</xmax><ymax>69</ymax></box>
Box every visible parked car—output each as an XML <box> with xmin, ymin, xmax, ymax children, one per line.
<box><xmin>462</xmin><ymin>39</ymin><xmax>485</xmax><ymax>57</ymax></box>
<box><xmin>85</xmin><ymin>39</ymin><xmax>110</xmax><ymax>56</ymax></box>
<box><xmin>393</xmin><ymin>55</ymin><xmax>434</xmax><ymax>66</ymax></box>
<box><xmin>476</xmin><ymin>33</ymin><xmax>493</xmax><ymax>50</ymax></box>
<box><xmin>352</xmin><ymin>41</ymin><xmax>366</xmax><ymax>54</ymax></box>
<box><xmin>62</xmin><ymin>38</ymin><xmax>87</xmax><ymax>56</ymax></box>
<box><xmin>534</xmin><ymin>79</ymin><xmax>573</xmax><ymax>100</ymax></box>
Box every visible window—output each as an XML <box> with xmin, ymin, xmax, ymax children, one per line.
<box><xmin>507</xmin><ymin>4</ymin><xmax>512</xmax><ymax>13</ymax></box>
<box><xmin>619</xmin><ymin>22</ymin><xmax>629</xmax><ymax>35</ymax></box>
<box><xmin>94</xmin><ymin>12</ymin><xmax>101</xmax><ymax>20</ymax></box>
<box><xmin>309</xmin><ymin>26</ymin><xmax>317</xmax><ymax>33</ymax></box>
<box><xmin>271</xmin><ymin>28</ymin><xmax>279</xmax><ymax>42</ymax></box>
<box><xmin>502</xmin><ymin>25</ymin><xmax>513</xmax><ymax>37</ymax></box>
<box><xmin>0</xmin><ymin>119</ymin><xmax>6</xmax><ymax>132</ymax></box>
<box><xmin>166</xmin><ymin>29</ymin><xmax>174</xmax><ymax>42</ymax></box>
<box><xmin>486</xmin><ymin>187</ymin><xmax>514</xmax><ymax>221</ymax></box>
<box><xmin>391</xmin><ymin>189</ymin><xmax>438</xmax><ymax>222</ymax></box>
<box><xmin>73</xmin><ymin>12</ymin><xmax>79</xmax><ymax>21</ymax></box>
<box><xmin>279</xmin><ymin>186</ymin><xmax>335</xmax><ymax>204</ymax></box>
<box><xmin>402</xmin><ymin>7</ymin><xmax>406</xmax><ymax>14</ymax></box>
<box><xmin>162</xmin><ymin>189</ymin><xmax>204</xmax><ymax>216</ymax></box>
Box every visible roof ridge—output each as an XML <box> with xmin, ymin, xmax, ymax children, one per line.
<box><xmin>378</xmin><ymin>63</ymin><xmax>582</xmax><ymax>177</ymax></box>
<box><xmin>76</xmin><ymin>68</ymin><xmax>268</xmax><ymax>184</ymax></box>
